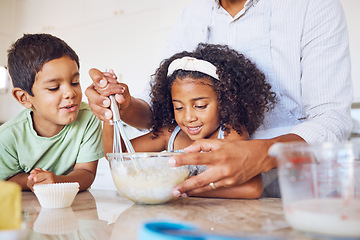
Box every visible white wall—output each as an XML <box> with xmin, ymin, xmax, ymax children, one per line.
<box><xmin>0</xmin><ymin>0</ymin><xmax>191</xmax><ymax>124</ymax></box>
<box><xmin>340</xmin><ymin>0</ymin><xmax>360</xmax><ymax>103</ymax></box>
<box><xmin>0</xmin><ymin>0</ymin><xmax>24</xmax><ymax>122</ymax></box>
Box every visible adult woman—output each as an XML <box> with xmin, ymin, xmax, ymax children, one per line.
<box><xmin>86</xmin><ymin>0</ymin><xmax>353</xmax><ymax>198</ymax></box>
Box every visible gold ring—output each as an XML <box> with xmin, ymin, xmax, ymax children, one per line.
<box><xmin>209</xmin><ymin>182</ymin><xmax>216</xmax><ymax>190</ymax></box>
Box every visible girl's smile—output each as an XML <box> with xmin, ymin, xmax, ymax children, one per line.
<box><xmin>186</xmin><ymin>126</ymin><xmax>203</xmax><ymax>135</ymax></box>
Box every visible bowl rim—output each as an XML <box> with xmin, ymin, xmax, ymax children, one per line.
<box><xmin>107</xmin><ymin>152</ymin><xmax>183</xmax><ymax>158</ymax></box>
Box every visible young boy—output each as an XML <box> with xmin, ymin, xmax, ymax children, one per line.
<box><xmin>0</xmin><ymin>33</ymin><xmax>103</xmax><ymax>192</ymax></box>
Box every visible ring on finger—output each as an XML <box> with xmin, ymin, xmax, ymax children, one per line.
<box><xmin>209</xmin><ymin>182</ymin><xmax>216</xmax><ymax>190</ymax></box>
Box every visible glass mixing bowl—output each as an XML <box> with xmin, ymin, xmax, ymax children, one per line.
<box><xmin>107</xmin><ymin>152</ymin><xmax>190</xmax><ymax>205</ymax></box>
<box><xmin>269</xmin><ymin>140</ymin><xmax>360</xmax><ymax>238</ymax></box>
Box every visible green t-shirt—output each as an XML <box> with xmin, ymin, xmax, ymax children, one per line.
<box><xmin>0</xmin><ymin>102</ymin><xmax>103</xmax><ymax>180</ymax></box>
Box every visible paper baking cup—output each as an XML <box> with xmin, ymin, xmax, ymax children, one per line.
<box><xmin>33</xmin><ymin>182</ymin><xmax>80</xmax><ymax>209</ymax></box>
<box><xmin>33</xmin><ymin>207</ymin><xmax>79</xmax><ymax>235</ymax></box>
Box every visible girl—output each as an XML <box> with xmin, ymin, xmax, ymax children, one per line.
<box><xmin>103</xmin><ymin>43</ymin><xmax>276</xmax><ymax>199</ymax></box>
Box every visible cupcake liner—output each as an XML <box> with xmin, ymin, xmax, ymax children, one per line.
<box><xmin>33</xmin><ymin>207</ymin><xmax>79</xmax><ymax>235</ymax></box>
<box><xmin>34</xmin><ymin>182</ymin><xmax>80</xmax><ymax>209</ymax></box>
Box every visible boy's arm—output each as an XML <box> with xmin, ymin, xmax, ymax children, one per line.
<box><xmin>7</xmin><ymin>173</ymin><xmax>31</xmax><ymax>191</ymax></box>
<box><xmin>57</xmin><ymin>161</ymin><xmax>98</xmax><ymax>192</ymax></box>
<box><xmin>24</xmin><ymin>162</ymin><xmax>98</xmax><ymax>192</ymax></box>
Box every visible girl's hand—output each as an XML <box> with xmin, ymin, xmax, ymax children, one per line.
<box><xmin>106</xmin><ymin>69</ymin><xmax>132</xmax><ymax>117</ymax></box>
<box><xmin>86</xmin><ymin>68</ymin><xmax>130</xmax><ymax>124</ymax></box>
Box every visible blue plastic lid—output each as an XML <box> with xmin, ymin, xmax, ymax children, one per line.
<box><xmin>138</xmin><ymin>221</ymin><xmax>277</xmax><ymax>240</ymax></box>
<box><xmin>138</xmin><ymin>221</ymin><xmax>203</xmax><ymax>240</ymax></box>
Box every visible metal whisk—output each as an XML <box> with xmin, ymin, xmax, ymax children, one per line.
<box><xmin>109</xmin><ymin>95</ymin><xmax>135</xmax><ymax>154</ymax></box>
<box><xmin>109</xmin><ymin>95</ymin><xmax>140</xmax><ymax>171</ymax></box>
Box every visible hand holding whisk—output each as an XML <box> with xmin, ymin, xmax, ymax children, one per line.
<box><xmin>105</xmin><ymin>69</ymin><xmax>140</xmax><ymax>171</ymax></box>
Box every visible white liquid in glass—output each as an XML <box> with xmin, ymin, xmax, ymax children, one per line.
<box><xmin>285</xmin><ymin>199</ymin><xmax>360</xmax><ymax>237</ymax></box>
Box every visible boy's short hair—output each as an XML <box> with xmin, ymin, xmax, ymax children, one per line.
<box><xmin>7</xmin><ymin>33</ymin><xmax>79</xmax><ymax>96</ymax></box>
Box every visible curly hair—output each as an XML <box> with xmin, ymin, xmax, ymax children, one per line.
<box><xmin>150</xmin><ymin>43</ymin><xmax>276</xmax><ymax>138</ymax></box>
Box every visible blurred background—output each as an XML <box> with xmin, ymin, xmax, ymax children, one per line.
<box><xmin>0</xmin><ymin>0</ymin><xmax>359</xmax><ymax>189</ymax></box>
<box><xmin>0</xmin><ymin>0</ymin><xmax>192</xmax><ymax>128</ymax></box>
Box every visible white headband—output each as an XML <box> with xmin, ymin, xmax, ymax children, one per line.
<box><xmin>167</xmin><ymin>57</ymin><xmax>219</xmax><ymax>80</ymax></box>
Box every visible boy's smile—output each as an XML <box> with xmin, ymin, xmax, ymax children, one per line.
<box><xmin>171</xmin><ymin>77</ymin><xmax>220</xmax><ymax>140</ymax></box>
<box><xmin>27</xmin><ymin>56</ymin><xmax>82</xmax><ymax>137</ymax></box>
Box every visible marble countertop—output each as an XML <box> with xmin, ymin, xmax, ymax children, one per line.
<box><xmin>19</xmin><ymin>189</ymin><xmax>321</xmax><ymax>240</ymax></box>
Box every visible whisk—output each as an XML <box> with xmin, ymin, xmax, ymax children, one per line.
<box><xmin>109</xmin><ymin>95</ymin><xmax>134</xmax><ymax>154</ymax></box>
<box><xmin>109</xmin><ymin>95</ymin><xmax>140</xmax><ymax>171</ymax></box>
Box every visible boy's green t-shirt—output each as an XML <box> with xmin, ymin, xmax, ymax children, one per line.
<box><xmin>0</xmin><ymin>102</ymin><xmax>103</xmax><ymax>180</ymax></box>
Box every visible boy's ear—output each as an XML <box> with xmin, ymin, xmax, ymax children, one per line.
<box><xmin>12</xmin><ymin>87</ymin><xmax>32</xmax><ymax>109</ymax></box>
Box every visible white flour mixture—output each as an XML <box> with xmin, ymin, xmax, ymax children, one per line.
<box><xmin>111</xmin><ymin>157</ymin><xmax>189</xmax><ymax>204</ymax></box>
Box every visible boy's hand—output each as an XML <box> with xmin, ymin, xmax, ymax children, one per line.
<box><xmin>27</xmin><ymin>168</ymin><xmax>58</xmax><ymax>191</ymax></box>
<box><xmin>28</xmin><ymin>167</ymin><xmax>43</xmax><ymax>176</ymax></box>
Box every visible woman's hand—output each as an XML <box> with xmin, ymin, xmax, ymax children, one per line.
<box><xmin>169</xmin><ymin>134</ymin><xmax>304</xmax><ymax>197</ymax></box>
<box><xmin>169</xmin><ymin>138</ymin><xmax>276</xmax><ymax>197</ymax></box>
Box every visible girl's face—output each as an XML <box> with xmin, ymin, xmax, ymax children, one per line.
<box><xmin>27</xmin><ymin>56</ymin><xmax>82</xmax><ymax>137</ymax></box>
<box><xmin>171</xmin><ymin>77</ymin><xmax>220</xmax><ymax>140</ymax></box>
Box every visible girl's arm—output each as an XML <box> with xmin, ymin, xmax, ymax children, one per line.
<box><xmin>104</xmin><ymin>124</ymin><xmax>175</xmax><ymax>159</ymax></box>
<box><xmin>191</xmin><ymin>174</ymin><xmax>263</xmax><ymax>199</ymax></box>
<box><xmin>129</xmin><ymin>126</ymin><xmax>175</xmax><ymax>152</ymax></box>
<box><xmin>190</xmin><ymin>127</ymin><xmax>263</xmax><ymax>199</ymax></box>
<box><xmin>103</xmin><ymin>122</ymin><xmax>115</xmax><ymax>158</ymax></box>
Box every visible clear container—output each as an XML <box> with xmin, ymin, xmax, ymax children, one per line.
<box><xmin>269</xmin><ymin>140</ymin><xmax>360</xmax><ymax>238</ymax></box>
<box><xmin>107</xmin><ymin>152</ymin><xmax>190</xmax><ymax>205</ymax></box>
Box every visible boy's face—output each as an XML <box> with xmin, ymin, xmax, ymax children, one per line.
<box><xmin>171</xmin><ymin>77</ymin><xmax>220</xmax><ymax>141</ymax></box>
<box><xmin>28</xmin><ymin>56</ymin><xmax>82</xmax><ymax>136</ymax></box>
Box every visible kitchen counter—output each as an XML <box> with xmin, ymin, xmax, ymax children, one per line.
<box><xmin>19</xmin><ymin>189</ymin><xmax>321</xmax><ymax>240</ymax></box>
